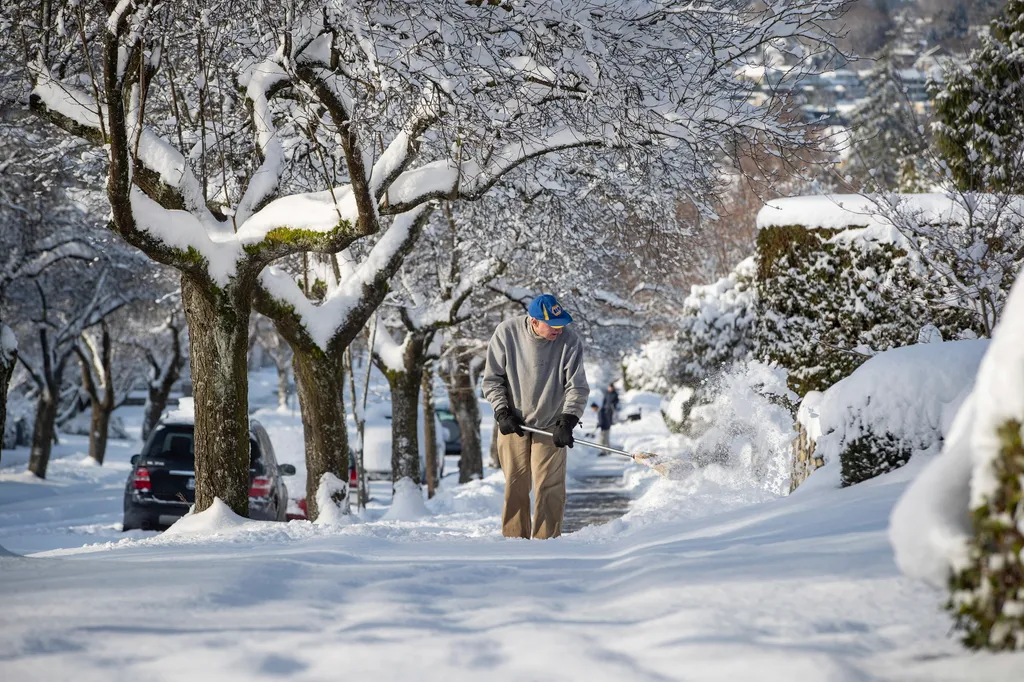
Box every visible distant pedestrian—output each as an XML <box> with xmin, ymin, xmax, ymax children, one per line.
<box><xmin>596</xmin><ymin>396</ymin><xmax>613</xmax><ymax>450</ymax></box>
<box><xmin>482</xmin><ymin>294</ymin><xmax>589</xmax><ymax>539</ymax></box>
<box><xmin>603</xmin><ymin>383</ymin><xmax>619</xmax><ymax>420</ymax></box>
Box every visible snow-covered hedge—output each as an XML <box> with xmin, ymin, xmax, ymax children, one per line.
<box><xmin>674</xmin><ymin>257</ymin><xmax>756</xmax><ymax>387</ymax></box>
<box><xmin>803</xmin><ymin>339</ymin><xmax>987</xmax><ymax>487</ymax></box>
<box><xmin>891</xmin><ymin>270</ymin><xmax>1024</xmax><ymax>651</ymax></box>
<box><xmin>754</xmin><ymin>196</ymin><xmax>978</xmax><ymax>398</ymax></box>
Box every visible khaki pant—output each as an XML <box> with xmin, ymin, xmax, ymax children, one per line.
<box><xmin>497</xmin><ymin>430</ymin><xmax>566</xmax><ymax>539</ymax></box>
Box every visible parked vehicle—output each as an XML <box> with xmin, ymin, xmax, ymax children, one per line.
<box><xmin>122</xmin><ymin>416</ymin><xmax>295</xmax><ymax>531</ymax></box>
<box><xmin>361</xmin><ymin>402</ymin><xmax>446</xmax><ymax>481</ymax></box>
<box><xmin>433</xmin><ymin>402</ymin><xmax>462</xmax><ymax>455</ymax></box>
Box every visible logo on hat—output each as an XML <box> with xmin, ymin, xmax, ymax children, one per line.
<box><xmin>551</xmin><ymin>303</ymin><xmax>562</xmax><ymax>316</ymax></box>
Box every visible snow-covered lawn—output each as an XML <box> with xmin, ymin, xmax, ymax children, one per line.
<box><xmin>1</xmin><ymin>376</ymin><xmax>1022</xmax><ymax>681</ymax></box>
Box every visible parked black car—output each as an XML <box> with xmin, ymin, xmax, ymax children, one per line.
<box><xmin>434</xmin><ymin>404</ymin><xmax>461</xmax><ymax>455</ymax></box>
<box><xmin>122</xmin><ymin>418</ymin><xmax>295</xmax><ymax>531</ymax></box>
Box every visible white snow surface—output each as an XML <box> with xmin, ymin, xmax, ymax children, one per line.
<box><xmin>890</xmin><ymin>269</ymin><xmax>1024</xmax><ymax>586</ymax></box>
<box><xmin>811</xmin><ymin>340</ymin><xmax>989</xmax><ymax>467</ymax></box>
<box><xmin>381</xmin><ymin>476</ymin><xmax>432</xmax><ymax>521</ymax></box>
<box><xmin>755</xmin><ymin>193</ymin><xmax>1002</xmax><ymax>245</ymax></box>
<box><xmin>313</xmin><ymin>472</ymin><xmax>353</xmax><ymax>526</ymax></box>
<box><xmin>2</xmin><ymin>371</ymin><xmax>1023</xmax><ymax>679</ymax></box>
<box><xmin>162</xmin><ymin>498</ymin><xmax>248</xmax><ymax>536</ymax></box>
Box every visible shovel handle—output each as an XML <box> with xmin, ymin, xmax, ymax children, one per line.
<box><xmin>520</xmin><ymin>425</ymin><xmax>634</xmax><ymax>460</ymax></box>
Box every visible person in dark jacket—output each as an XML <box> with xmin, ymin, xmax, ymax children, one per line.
<box><xmin>596</xmin><ymin>395</ymin><xmax>614</xmax><ymax>449</ymax></box>
<box><xmin>603</xmin><ymin>383</ymin><xmax>619</xmax><ymax>417</ymax></box>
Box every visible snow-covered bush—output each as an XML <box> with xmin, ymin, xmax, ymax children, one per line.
<box><xmin>661</xmin><ymin>386</ymin><xmax>695</xmax><ymax>433</ymax></box>
<box><xmin>674</xmin><ymin>257</ymin><xmax>757</xmax><ymax>387</ymax></box>
<box><xmin>755</xmin><ymin>195</ymin><xmax>978</xmax><ymax>397</ymax></box>
<box><xmin>891</xmin><ymin>269</ymin><xmax>1024</xmax><ymax>650</ymax></box>
<box><xmin>809</xmin><ymin>339</ymin><xmax>988</xmax><ymax>487</ymax></box>
<box><xmin>685</xmin><ymin>362</ymin><xmax>797</xmax><ymax>495</ymax></box>
<box><xmin>621</xmin><ymin>338</ymin><xmax>680</xmax><ymax>394</ymax></box>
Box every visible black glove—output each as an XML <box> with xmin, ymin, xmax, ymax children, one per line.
<box><xmin>495</xmin><ymin>408</ymin><xmax>525</xmax><ymax>436</ymax></box>
<box><xmin>552</xmin><ymin>413</ymin><xmax>579</xmax><ymax>448</ymax></box>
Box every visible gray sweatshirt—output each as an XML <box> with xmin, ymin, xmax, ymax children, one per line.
<box><xmin>482</xmin><ymin>316</ymin><xmax>590</xmax><ymax>429</ymax></box>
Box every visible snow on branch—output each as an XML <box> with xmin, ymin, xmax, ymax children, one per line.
<box><xmin>487</xmin><ymin>280</ymin><xmax>538</xmax><ymax>309</ymax></box>
<box><xmin>256</xmin><ymin>205</ymin><xmax>432</xmax><ymax>352</ymax></box>
<box><xmin>234</xmin><ymin>59</ymin><xmax>291</xmax><ymax>225</ymax></box>
<box><xmin>593</xmin><ymin>289</ymin><xmax>644</xmax><ymax>313</ymax></box>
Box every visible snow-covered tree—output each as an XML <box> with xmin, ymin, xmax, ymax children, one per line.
<box><xmin>846</xmin><ymin>49</ymin><xmax>930</xmax><ymax>192</ymax></box>
<box><xmin>17</xmin><ymin>1</ymin><xmax>363</xmax><ymax>513</ymax></box>
<box><xmin>931</xmin><ymin>1</ymin><xmax>1024</xmax><ymax>193</ymax></box>
<box><xmin>372</xmin><ymin>214</ymin><xmax>503</xmax><ymax>495</ymax></box>
<box><xmin>16</xmin><ymin>269</ymin><xmax>127</xmax><ymax>478</ymax></box>
<box><xmin>674</xmin><ymin>256</ymin><xmax>757</xmax><ymax>388</ymax></box>
<box><xmin>868</xmin><ymin>192</ymin><xmax>1024</xmax><ymax>337</ymax></box>
<box><xmin>74</xmin><ymin>321</ymin><xmax>140</xmax><ymax>465</ymax></box>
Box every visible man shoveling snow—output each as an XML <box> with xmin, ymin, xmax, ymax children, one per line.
<box><xmin>482</xmin><ymin>294</ymin><xmax>589</xmax><ymax>539</ymax></box>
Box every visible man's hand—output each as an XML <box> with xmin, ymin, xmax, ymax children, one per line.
<box><xmin>495</xmin><ymin>408</ymin><xmax>525</xmax><ymax>437</ymax></box>
<box><xmin>552</xmin><ymin>414</ymin><xmax>579</xmax><ymax>448</ymax></box>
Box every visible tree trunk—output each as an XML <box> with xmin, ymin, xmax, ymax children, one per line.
<box><xmin>422</xmin><ymin>366</ymin><xmax>438</xmax><ymax>498</ymax></box>
<box><xmin>141</xmin><ymin>335</ymin><xmax>183</xmax><ymax>443</ymax></box>
<box><xmin>182</xmin><ymin>276</ymin><xmax>252</xmax><ymax>516</ymax></box>
<box><xmin>447</xmin><ymin>352</ymin><xmax>483</xmax><ymax>483</ymax></box>
<box><xmin>88</xmin><ymin>403</ymin><xmax>111</xmax><ymax>465</ymax></box>
<box><xmin>292</xmin><ymin>347</ymin><xmax>349</xmax><ymax>521</ymax></box>
<box><xmin>276</xmin><ymin>356</ymin><xmax>291</xmax><ymax>410</ymax></box>
<box><xmin>27</xmin><ymin>385</ymin><xmax>59</xmax><ymax>478</ymax></box>
<box><xmin>389</xmin><ymin>369</ymin><xmax>422</xmax><ymax>485</ymax></box>
<box><xmin>0</xmin><ymin>326</ymin><xmax>14</xmax><ymax>465</ymax></box>
<box><xmin>142</xmin><ymin>381</ymin><xmax>170</xmax><ymax>443</ymax></box>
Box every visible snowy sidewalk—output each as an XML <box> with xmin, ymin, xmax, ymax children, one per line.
<box><xmin>2</xmin><ymin>462</ymin><xmax>1022</xmax><ymax>681</ymax></box>
<box><xmin>2</xmin><ymin>386</ymin><xmax>1023</xmax><ymax>680</ymax></box>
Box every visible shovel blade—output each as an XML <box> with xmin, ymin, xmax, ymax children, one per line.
<box><xmin>632</xmin><ymin>452</ymin><xmax>693</xmax><ymax>478</ymax></box>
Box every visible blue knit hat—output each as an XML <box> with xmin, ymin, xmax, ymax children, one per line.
<box><xmin>528</xmin><ymin>294</ymin><xmax>573</xmax><ymax>327</ymax></box>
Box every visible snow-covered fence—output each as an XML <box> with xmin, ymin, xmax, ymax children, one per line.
<box><xmin>754</xmin><ymin>195</ymin><xmax>977</xmax><ymax>398</ymax></box>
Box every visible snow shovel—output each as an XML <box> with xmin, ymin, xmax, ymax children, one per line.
<box><xmin>520</xmin><ymin>425</ymin><xmax>674</xmax><ymax>477</ymax></box>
